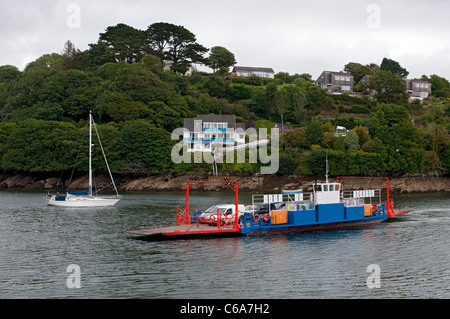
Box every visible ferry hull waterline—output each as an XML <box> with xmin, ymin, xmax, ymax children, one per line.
<box><xmin>127</xmin><ymin>177</ymin><xmax>410</xmax><ymax>239</ymax></box>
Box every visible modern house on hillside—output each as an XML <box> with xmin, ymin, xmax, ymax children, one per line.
<box><xmin>231</xmin><ymin>66</ymin><xmax>275</xmax><ymax>79</ymax></box>
<box><xmin>406</xmin><ymin>79</ymin><xmax>432</xmax><ymax>101</ymax></box>
<box><xmin>183</xmin><ymin>114</ymin><xmax>246</xmax><ymax>152</ymax></box>
<box><xmin>315</xmin><ymin>71</ymin><xmax>354</xmax><ymax>93</ymax></box>
<box><xmin>356</xmin><ymin>75</ymin><xmax>432</xmax><ymax>102</ymax></box>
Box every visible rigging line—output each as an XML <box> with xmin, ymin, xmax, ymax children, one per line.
<box><xmin>92</xmin><ymin>119</ymin><xmax>120</xmax><ymax>198</ymax></box>
<box><xmin>53</xmin><ymin>133</ymin><xmax>84</xmax><ymax>194</ymax></box>
<box><xmin>95</xmin><ymin>182</ymin><xmax>114</xmax><ymax>193</ymax></box>
<box><xmin>66</xmin><ymin>139</ymin><xmax>84</xmax><ymax>193</ymax></box>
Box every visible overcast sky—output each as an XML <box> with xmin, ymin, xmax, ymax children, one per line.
<box><xmin>1</xmin><ymin>0</ymin><xmax>450</xmax><ymax>80</ymax></box>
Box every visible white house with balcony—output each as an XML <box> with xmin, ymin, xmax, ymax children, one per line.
<box><xmin>231</xmin><ymin>66</ymin><xmax>275</xmax><ymax>79</ymax></box>
<box><xmin>183</xmin><ymin>114</ymin><xmax>246</xmax><ymax>152</ymax></box>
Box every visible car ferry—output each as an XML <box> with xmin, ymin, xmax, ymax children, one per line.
<box><xmin>127</xmin><ymin>176</ymin><xmax>409</xmax><ymax>239</ymax></box>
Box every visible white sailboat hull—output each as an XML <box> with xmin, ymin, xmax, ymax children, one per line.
<box><xmin>47</xmin><ymin>196</ymin><xmax>120</xmax><ymax>207</ymax></box>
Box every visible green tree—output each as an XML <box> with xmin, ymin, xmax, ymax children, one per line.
<box><xmin>306</xmin><ymin>121</ymin><xmax>324</xmax><ymax>146</ymax></box>
<box><xmin>368</xmin><ymin>70</ymin><xmax>408</xmax><ymax>104</ymax></box>
<box><xmin>77</xmin><ymin>40</ymin><xmax>115</xmax><ymax>69</ymax></box>
<box><xmin>116</xmin><ymin>120</ymin><xmax>172</xmax><ymax>174</ymax></box>
<box><xmin>380</xmin><ymin>57</ymin><xmax>409</xmax><ymax>78</ymax></box>
<box><xmin>352</xmin><ymin>125</ymin><xmax>370</xmax><ymax>145</ymax></box>
<box><xmin>421</xmin><ymin>74</ymin><xmax>450</xmax><ymax>98</ymax></box>
<box><xmin>0</xmin><ymin>65</ymin><xmax>21</xmax><ymax>83</ymax></box>
<box><xmin>282</xmin><ymin>127</ymin><xmax>308</xmax><ymax>150</ymax></box>
<box><xmin>2</xmin><ymin>119</ymin><xmax>80</xmax><ymax>172</ymax></box>
<box><xmin>272</xmin><ymin>88</ymin><xmax>289</xmax><ymax>132</ymax></box>
<box><xmin>283</xmin><ymin>84</ymin><xmax>306</xmax><ymax>124</ymax></box>
<box><xmin>206</xmin><ymin>46</ymin><xmax>237</xmax><ymax>72</ymax></box>
<box><xmin>146</xmin><ymin>22</ymin><xmax>208</xmax><ymax>74</ymax></box>
<box><xmin>99</xmin><ymin>23</ymin><xmax>149</xmax><ymax>63</ymax></box>
<box><xmin>0</xmin><ymin>122</ymin><xmax>18</xmax><ymax>162</ymax></box>
<box><xmin>344</xmin><ymin>62</ymin><xmax>374</xmax><ymax>83</ymax></box>
<box><xmin>112</xmin><ymin>63</ymin><xmax>169</xmax><ymax>104</ymax></box>
<box><xmin>333</xmin><ymin>136</ymin><xmax>345</xmax><ymax>151</ymax></box>
<box><xmin>278</xmin><ymin>153</ymin><xmax>298</xmax><ymax>174</ymax></box>
<box><xmin>140</xmin><ymin>54</ymin><xmax>163</xmax><ymax>74</ymax></box>
<box><xmin>307</xmin><ymin>148</ymin><xmax>327</xmax><ymax>175</ymax></box>
<box><xmin>107</xmin><ymin>100</ymin><xmax>152</xmax><ymax>123</ymax></box>
<box><xmin>305</xmin><ymin>85</ymin><xmax>328</xmax><ymax>109</ymax></box>
<box><xmin>146</xmin><ymin>22</ymin><xmax>175</xmax><ymax>60</ymax></box>
<box><xmin>344</xmin><ymin>130</ymin><xmax>360</xmax><ymax>151</ymax></box>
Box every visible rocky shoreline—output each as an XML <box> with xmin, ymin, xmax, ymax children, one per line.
<box><xmin>0</xmin><ymin>172</ymin><xmax>449</xmax><ymax>194</ymax></box>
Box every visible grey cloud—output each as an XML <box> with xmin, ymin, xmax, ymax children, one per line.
<box><xmin>0</xmin><ymin>0</ymin><xmax>449</xmax><ymax>79</ymax></box>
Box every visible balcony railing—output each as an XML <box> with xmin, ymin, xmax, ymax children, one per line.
<box><xmin>203</xmin><ymin>127</ymin><xmax>227</xmax><ymax>132</ymax></box>
<box><xmin>184</xmin><ymin>138</ymin><xmax>234</xmax><ymax>142</ymax></box>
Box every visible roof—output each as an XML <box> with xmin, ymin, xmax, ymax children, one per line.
<box><xmin>232</xmin><ymin>66</ymin><xmax>275</xmax><ymax>73</ymax></box>
<box><xmin>325</xmin><ymin>70</ymin><xmax>353</xmax><ymax>77</ymax></box>
<box><xmin>407</xmin><ymin>79</ymin><xmax>431</xmax><ymax>83</ymax></box>
<box><xmin>184</xmin><ymin>114</ymin><xmax>237</xmax><ymax>131</ymax></box>
<box><xmin>183</xmin><ymin>118</ymin><xmax>195</xmax><ymax>131</ymax></box>
<box><xmin>197</xmin><ymin>114</ymin><xmax>236</xmax><ymax>127</ymax></box>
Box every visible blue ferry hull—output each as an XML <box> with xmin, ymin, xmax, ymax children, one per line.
<box><xmin>128</xmin><ymin>179</ymin><xmax>409</xmax><ymax>240</ymax></box>
<box><xmin>239</xmin><ymin>202</ymin><xmax>387</xmax><ymax>235</ymax></box>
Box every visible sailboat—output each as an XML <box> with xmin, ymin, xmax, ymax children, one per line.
<box><xmin>46</xmin><ymin>111</ymin><xmax>121</xmax><ymax>207</ymax></box>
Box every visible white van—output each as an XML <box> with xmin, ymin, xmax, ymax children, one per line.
<box><xmin>199</xmin><ymin>204</ymin><xmax>246</xmax><ymax>224</ymax></box>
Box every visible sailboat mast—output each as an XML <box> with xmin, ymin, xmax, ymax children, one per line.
<box><xmin>88</xmin><ymin>111</ymin><xmax>93</xmax><ymax>196</ymax></box>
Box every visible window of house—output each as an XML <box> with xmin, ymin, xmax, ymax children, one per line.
<box><xmin>335</xmin><ymin>76</ymin><xmax>339</xmax><ymax>81</ymax></box>
<box><xmin>239</xmin><ymin>134</ymin><xmax>245</xmax><ymax>139</ymax></box>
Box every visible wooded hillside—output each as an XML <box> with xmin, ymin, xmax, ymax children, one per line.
<box><xmin>0</xmin><ymin>22</ymin><xmax>449</xmax><ymax>177</ymax></box>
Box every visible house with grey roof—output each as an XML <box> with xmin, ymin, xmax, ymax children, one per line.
<box><xmin>231</xmin><ymin>66</ymin><xmax>275</xmax><ymax>79</ymax></box>
<box><xmin>405</xmin><ymin>79</ymin><xmax>432</xmax><ymax>101</ymax></box>
<box><xmin>315</xmin><ymin>71</ymin><xmax>354</xmax><ymax>93</ymax></box>
<box><xmin>357</xmin><ymin>75</ymin><xmax>432</xmax><ymax>102</ymax></box>
<box><xmin>183</xmin><ymin>114</ymin><xmax>246</xmax><ymax>152</ymax></box>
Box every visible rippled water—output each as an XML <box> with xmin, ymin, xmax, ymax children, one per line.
<box><xmin>0</xmin><ymin>190</ymin><xmax>449</xmax><ymax>299</ymax></box>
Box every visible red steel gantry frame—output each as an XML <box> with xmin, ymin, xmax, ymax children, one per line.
<box><xmin>336</xmin><ymin>176</ymin><xmax>408</xmax><ymax>217</ymax></box>
<box><xmin>176</xmin><ymin>180</ymin><xmax>240</xmax><ymax>232</ymax></box>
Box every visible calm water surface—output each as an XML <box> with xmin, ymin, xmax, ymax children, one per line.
<box><xmin>0</xmin><ymin>189</ymin><xmax>449</xmax><ymax>299</ymax></box>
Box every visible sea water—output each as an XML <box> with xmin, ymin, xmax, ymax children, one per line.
<box><xmin>0</xmin><ymin>190</ymin><xmax>449</xmax><ymax>298</ymax></box>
